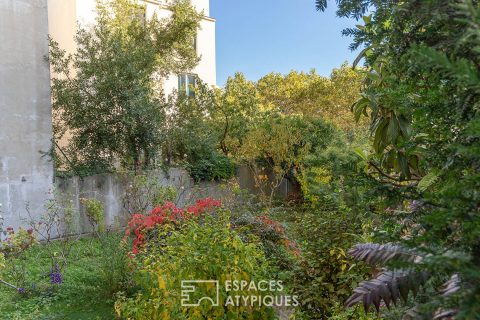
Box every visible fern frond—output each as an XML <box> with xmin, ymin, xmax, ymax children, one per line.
<box><xmin>440</xmin><ymin>274</ymin><xmax>461</xmax><ymax>297</ymax></box>
<box><xmin>345</xmin><ymin>269</ymin><xmax>429</xmax><ymax>313</ymax></box>
<box><xmin>417</xmin><ymin>169</ymin><xmax>440</xmax><ymax>192</ymax></box>
<box><xmin>348</xmin><ymin>243</ymin><xmax>421</xmax><ymax>266</ymax></box>
<box><xmin>315</xmin><ymin>0</ymin><xmax>327</xmax><ymax>11</ymax></box>
<box><xmin>433</xmin><ymin>309</ymin><xmax>457</xmax><ymax>320</ymax></box>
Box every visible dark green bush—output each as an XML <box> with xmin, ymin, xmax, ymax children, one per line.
<box><xmin>187</xmin><ymin>150</ymin><xmax>235</xmax><ymax>182</ymax></box>
<box><xmin>291</xmin><ymin>207</ymin><xmax>371</xmax><ymax>319</ymax></box>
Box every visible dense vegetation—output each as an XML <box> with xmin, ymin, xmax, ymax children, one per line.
<box><xmin>315</xmin><ymin>0</ymin><xmax>480</xmax><ymax>318</ymax></box>
<box><xmin>1</xmin><ymin>0</ymin><xmax>478</xmax><ymax>319</ymax></box>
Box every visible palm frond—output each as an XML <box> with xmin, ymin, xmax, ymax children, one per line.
<box><xmin>440</xmin><ymin>274</ymin><xmax>461</xmax><ymax>297</ymax></box>
<box><xmin>433</xmin><ymin>309</ymin><xmax>457</xmax><ymax>320</ymax></box>
<box><xmin>315</xmin><ymin>0</ymin><xmax>328</xmax><ymax>11</ymax></box>
<box><xmin>345</xmin><ymin>269</ymin><xmax>429</xmax><ymax>313</ymax></box>
<box><xmin>348</xmin><ymin>243</ymin><xmax>421</xmax><ymax>266</ymax></box>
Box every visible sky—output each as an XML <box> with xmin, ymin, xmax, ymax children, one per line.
<box><xmin>210</xmin><ymin>0</ymin><xmax>360</xmax><ymax>87</ymax></box>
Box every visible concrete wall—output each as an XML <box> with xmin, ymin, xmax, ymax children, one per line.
<box><xmin>55</xmin><ymin>168</ymin><xmax>230</xmax><ymax>233</ymax></box>
<box><xmin>0</xmin><ymin>0</ymin><xmax>54</xmax><ymax>229</ymax></box>
<box><xmin>54</xmin><ymin>166</ymin><xmax>300</xmax><ymax>234</ymax></box>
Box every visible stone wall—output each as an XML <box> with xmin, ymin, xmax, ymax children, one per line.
<box><xmin>0</xmin><ymin>0</ymin><xmax>54</xmax><ymax>230</ymax></box>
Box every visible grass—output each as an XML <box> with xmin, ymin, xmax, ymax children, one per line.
<box><xmin>0</xmin><ymin>234</ymin><xmax>125</xmax><ymax>320</ymax></box>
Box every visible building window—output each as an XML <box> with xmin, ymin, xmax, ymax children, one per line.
<box><xmin>178</xmin><ymin>74</ymin><xmax>197</xmax><ymax>97</ymax></box>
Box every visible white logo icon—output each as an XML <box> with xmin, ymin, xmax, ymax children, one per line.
<box><xmin>181</xmin><ymin>280</ymin><xmax>219</xmax><ymax>307</ymax></box>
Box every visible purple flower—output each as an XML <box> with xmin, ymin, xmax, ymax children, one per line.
<box><xmin>17</xmin><ymin>287</ymin><xmax>26</xmax><ymax>294</ymax></box>
<box><xmin>50</xmin><ymin>264</ymin><xmax>63</xmax><ymax>285</ymax></box>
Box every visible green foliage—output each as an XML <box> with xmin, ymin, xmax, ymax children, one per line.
<box><xmin>0</xmin><ymin>253</ymin><xmax>5</xmax><ymax>272</ymax></box>
<box><xmin>256</xmin><ymin>65</ymin><xmax>367</xmax><ymax>135</ymax></box>
<box><xmin>290</xmin><ymin>208</ymin><xmax>371</xmax><ymax>319</ymax></box>
<box><xmin>151</xmin><ymin>185</ymin><xmax>178</xmax><ymax>207</ymax></box>
<box><xmin>240</xmin><ymin>114</ymin><xmax>338</xmax><ymax>205</ymax></box>
<box><xmin>96</xmin><ymin>233</ymin><xmax>132</xmax><ymax>299</ymax></box>
<box><xmin>122</xmin><ymin>174</ymin><xmax>180</xmax><ymax>215</ymax></box>
<box><xmin>115</xmin><ymin>210</ymin><xmax>276</xmax><ymax>319</ymax></box>
<box><xmin>318</xmin><ymin>0</ymin><xmax>480</xmax><ymax>318</ymax></box>
<box><xmin>187</xmin><ymin>150</ymin><xmax>236</xmax><ymax>182</ymax></box>
<box><xmin>49</xmin><ymin>0</ymin><xmax>201</xmax><ymax>173</ymax></box>
<box><xmin>81</xmin><ymin>198</ymin><xmax>105</xmax><ymax>233</ymax></box>
<box><xmin>213</xmin><ymin>73</ymin><xmax>260</xmax><ymax>155</ymax></box>
<box><xmin>164</xmin><ymin>81</ymin><xmax>236</xmax><ymax>181</ymax></box>
<box><xmin>0</xmin><ymin>236</ymin><xmax>124</xmax><ymax>319</ymax></box>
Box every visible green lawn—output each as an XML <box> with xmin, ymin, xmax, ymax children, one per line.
<box><xmin>0</xmin><ymin>236</ymin><xmax>120</xmax><ymax>320</ymax></box>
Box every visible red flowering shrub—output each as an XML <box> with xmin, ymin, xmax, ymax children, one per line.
<box><xmin>256</xmin><ymin>215</ymin><xmax>300</xmax><ymax>257</ymax></box>
<box><xmin>124</xmin><ymin>198</ymin><xmax>221</xmax><ymax>254</ymax></box>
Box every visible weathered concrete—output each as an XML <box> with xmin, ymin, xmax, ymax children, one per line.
<box><xmin>54</xmin><ymin>166</ymin><xmax>301</xmax><ymax>234</ymax></box>
<box><xmin>0</xmin><ymin>0</ymin><xmax>54</xmax><ymax>229</ymax></box>
<box><xmin>55</xmin><ymin>168</ymin><xmax>231</xmax><ymax>233</ymax></box>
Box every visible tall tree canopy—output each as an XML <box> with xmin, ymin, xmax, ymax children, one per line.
<box><xmin>49</xmin><ymin>0</ymin><xmax>200</xmax><ymax>173</ymax></box>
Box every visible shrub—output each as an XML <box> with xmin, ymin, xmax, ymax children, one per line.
<box><xmin>0</xmin><ymin>253</ymin><xmax>5</xmax><ymax>271</ymax></box>
<box><xmin>187</xmin><ymin>150</ymin><xmax>236</xmax><ymax>182</ymax></box>
<box><xmin>122</xmin><ymin>174</ymin><xmax>181</xmax><ymax>215</ymax></box>
<box><xmin>80</xmin><ymin>198</ymin><xmax>105</xmax><ymax>233</ymax></box>
<box><xmin>232</xmin><ymin>211</ymin><xmax>299</xmax><ymax>274</ymax></box>
<box><xmin>124</xmin><ymin>198</ymin><xmax>222</xmax><ymax>254</ymax></box>
<box><xmin>291</xmin><ymin>208</ymin><xmax>371</xmax><ymax>319</ymax></box>
<box><xmin>0</xmin><ymin>228</ymin><xmax>35</xmax><ymax>257</ymax></box>
<box><xmin>152</xmin><ymin>185</ymin><xmax>177</xmax><ymax>207</ymax></box>
<box><xmin>115</xmin><ymin>210</ymin><xmax>276</xmax><ymax>319</ymax></box>
<box><xmin>0</xmin><ymin>227</ymin><xmax>36</xmax><ymax>291</ymax></box>
<box><xmin>97</xmin><ymin>232</ymin><xmax>133</xmax><ymax>299</ymax></box>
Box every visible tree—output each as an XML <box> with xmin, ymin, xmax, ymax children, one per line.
<box><xmin>162</xmin><ymin>81</ymin><xmax>235</xmax><ymax>181</ymax></box>
<box><xmin>239</xmin><ymin>114</ymin><xmax>337</xmax><ymax>205</ymax></box>
<box><xmin>319</xmin><ymin>0</ymin><xmax>480</xmax><ymax>318</ymax></box>
<box><xmin>212</xmin><ymin>73</ymin><xmax>260</xmax><ymax>156</ymax></box>
<box><xmin>256</xmin><ymin>65</ymin><xmax>367</xmax><ymax>136</ymax></box>
<box><xmin>49</xmin><ymin>0</ymin><xmax>201</xmax><ymax>173</ymax></box>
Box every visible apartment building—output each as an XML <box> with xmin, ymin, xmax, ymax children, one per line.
<box><xmin>48</xmin><ymin>0</ymin><xmax>217</xmax><ymax>95</ymax></box>
<box><xmin>0</xmin><ymin>0</ymin><xmax>215</xmax><ymax>230</ymax></box>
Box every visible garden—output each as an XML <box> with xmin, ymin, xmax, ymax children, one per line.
<box><xmin>1</xmin><ymin>0</ymin><xmax>479</xmax><ymax>319</ymax></box>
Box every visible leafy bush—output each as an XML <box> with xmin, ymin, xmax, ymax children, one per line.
<box><xmin>317</xmin><ymin>0</ymin><xmax>480</xmax><ymax>317</ymax></box>
<box><xmin>291</xmin><ymin>208</ymin><xmax>371</xmax><ymax>319</ymax></box>
<box><xmin>116</xmin><ymin>210</ymin><xmax>276</xmax><ymax>319</ymax></box>
<box><xmin>232</xmin><ymin>210</ymin><xmax>299</xmax><ymax>274</ymax></box>
<box><xmin>187</xmin><ymin>150</ymin><xmax>236</xmax><ymax>182</ymax></box>
<box><xmin>152</xmin><ymin>185</ymin><xmax>177</xmax><ymax>207</ymax></box>
<box><xmin>0</xmin><ymin>253</ymin><xmax>5</xmax><ymax>271</ymax></box>
<box><xmin>0</xmin><ymin>228</ymin><xmax>36</xmax><ymax>291</ymax></box>
<box><xmin>0</xmin><ymin>228</ymin><xmax>35</xmax><ymax>257</ymax></box>
<box><xmin>122</xmin><ymin>174</ymin><xmax>180</xmax><ymax>215</ymax></box>
<box><xmin>124</xmin><ymin>198</ymin><xmax>222</xmax><ymax>254</ymax></box>
<box><xmin>80</xmin><ymin>198</ymin><xmax>105</xmax><ymax>233</ymax></box>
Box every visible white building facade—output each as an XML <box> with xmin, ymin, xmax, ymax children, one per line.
<box><xmin>47</xmin><ymin>0</ymin><xmax>216</xmax><ymax>95</ymax></box>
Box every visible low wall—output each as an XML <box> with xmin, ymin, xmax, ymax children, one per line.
<box><xmin>4</xmin><ymin>166</ymin><xmax>301</xmax><ymax>234</ymax></box>
<box><xmin>55</xmin><ymin>168</ymin><xmax>231</xmax><ymax>234</ymax></box>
